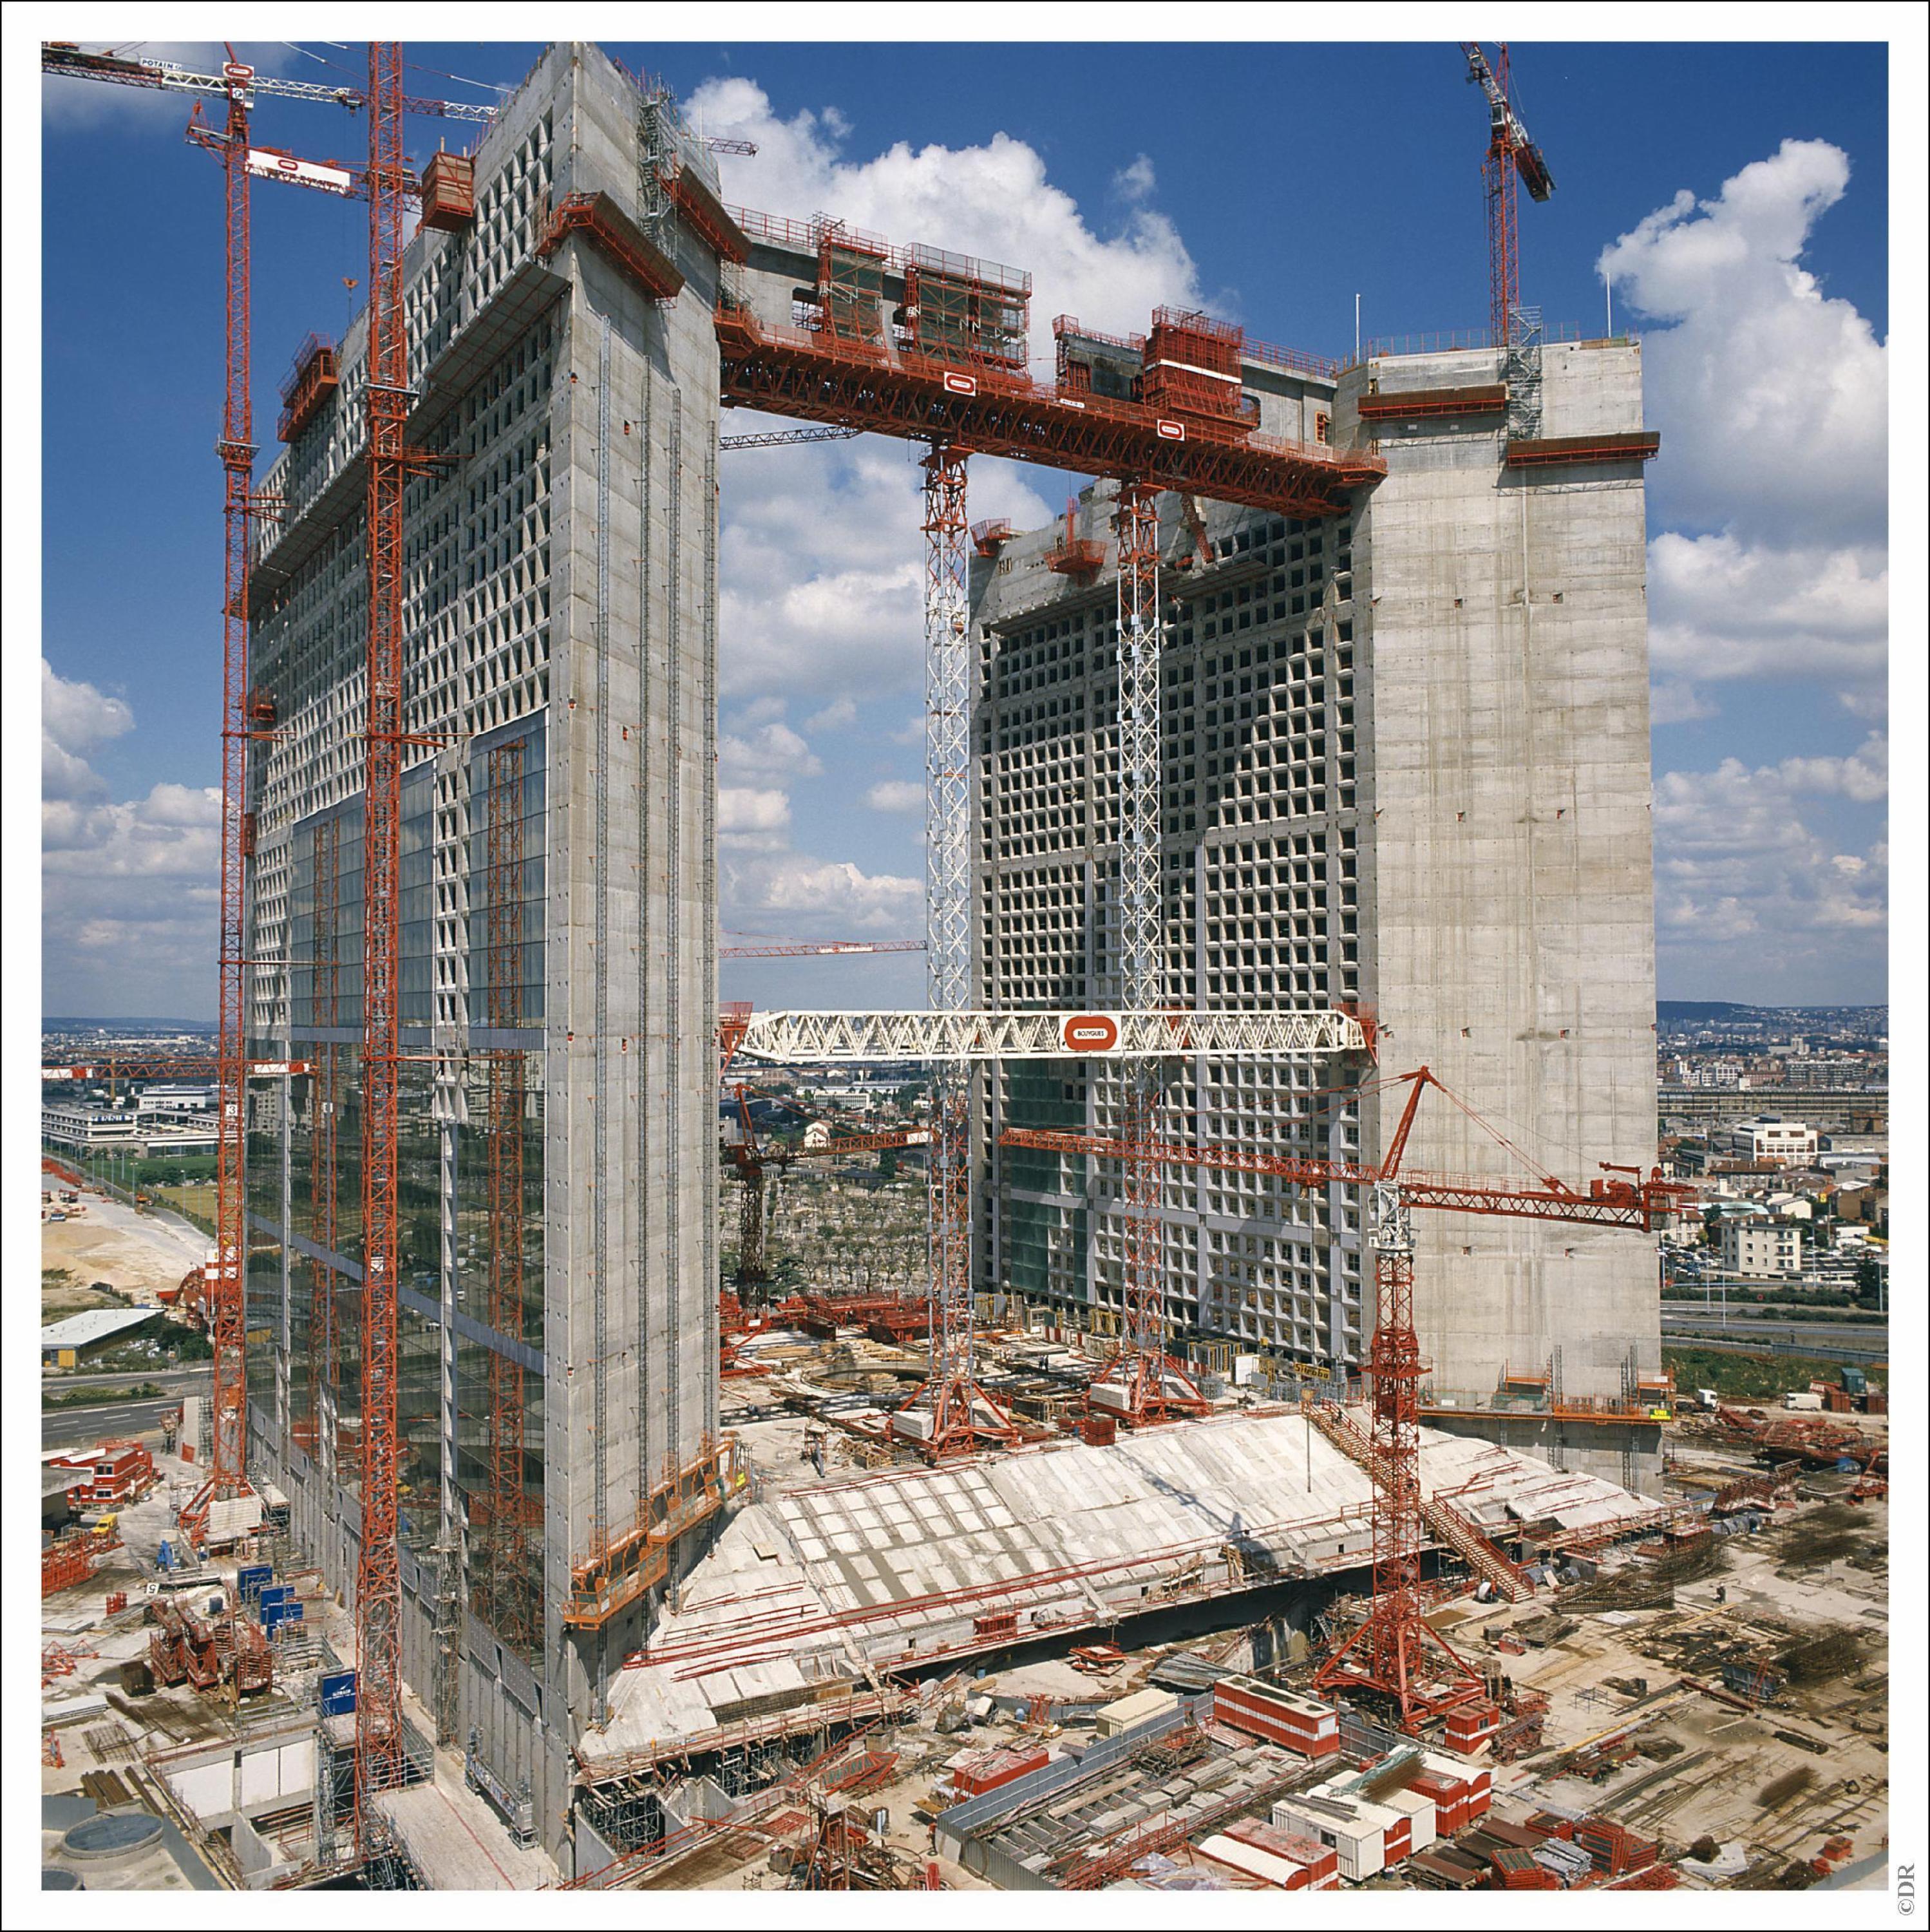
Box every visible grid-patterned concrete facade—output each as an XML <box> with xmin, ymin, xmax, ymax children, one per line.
<box><xmin>240</xmin><ymin>44</ymin><xmax>725</xmax><ymax>1866</ymax></box>
<box><xmin>975</xmin><ymin>339</ymin><xmax>1660</xmax><ymax>1452</ymax></box>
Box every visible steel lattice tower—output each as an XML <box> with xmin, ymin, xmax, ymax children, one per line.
<box><xmin>181</xmin><ymin>64</ymin><xmax>256</xmax><ymax>1507</ymax></box>
<box><xmin>1108</xmin><ymin>482</ymin><xmax>1206</xmax><ymax>1426</ymax></box>
<box><xmin>1314</xmin><ymin>1180</ymin><xmax>1486</xmax><ymax>1725</ymax></box>
<box><xmin>355</xmin><ymin>36</ymin><xmax>410</xmax><ymax>1836</ymax></box>
<box><xmin>900</xmin><ymin>444</ymin><xmax>1015</xmax><ymax>1457</ymax></box>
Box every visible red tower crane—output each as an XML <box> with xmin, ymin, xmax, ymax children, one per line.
<box><xmin>1462</xmin><ymin>43</ymin><xmax>1556</xmax><ymax>346</ymax></box>
<box><xmin>1001</xmin><ymin>1067</ymin><xmax>1687</xmax><ymax>1727</ymax></box>
<box><xmin>39</xmin><ymin>48</ymin><xmax>486</xmax><ymax>1408</ymax></box>
<box><xmin>354</xmin><ymin>36</ymin><xmax>413</xmax><ymax>1837</ymax></box>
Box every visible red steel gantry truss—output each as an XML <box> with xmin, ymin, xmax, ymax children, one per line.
<box><xmin>1001</xmin><ymin>1067</ymin><xmax>1687</xmax><ymax>1725</ymax></box>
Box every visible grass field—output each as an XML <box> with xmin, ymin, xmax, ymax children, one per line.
<box><xmin>150</xmin><ymin>1182</ymin><xmax>216</xmax><ymax>1233</ymax></box>
<box><xmin>1663</xmin><ymin>1344</ymin><xmax>1868</xmax><ymax>1401</ymax></box>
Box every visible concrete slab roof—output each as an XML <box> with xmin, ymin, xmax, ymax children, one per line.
<box><xmin>40</xmin><ymin>1307</ymin><xmax>160</xmax><ymax>1350</ymax></box>
<box><xmin>583</xmin><ymin>1410</ymin><xmax>1650</xmax><ymax>1775</ymax></box>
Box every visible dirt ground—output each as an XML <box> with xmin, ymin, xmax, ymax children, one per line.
<box><xmin>43</xmin><ymin>1185</ymin><xmax>208</xmax><ymax>1311</ymax></box>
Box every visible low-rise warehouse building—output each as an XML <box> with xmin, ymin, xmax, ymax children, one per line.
<box><xmin>41</xmin><ymin>1307</ymin><xmax>164</xmax><ymax>1368</ymax></box>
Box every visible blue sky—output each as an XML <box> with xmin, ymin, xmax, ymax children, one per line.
<box><xmin>38</xmin><ymin>36</ymin><xmax>1891</xmax><ymax>1015</ymax></box>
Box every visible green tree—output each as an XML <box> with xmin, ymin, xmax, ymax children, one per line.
<box><xmin>1854</xmin><ymin>1254</ymin><xmax>1884</xmax><ymax>1307</ymax></box>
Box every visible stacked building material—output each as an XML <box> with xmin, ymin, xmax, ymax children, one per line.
<box><xmin>1407</xmin><ymin>1844</ymin><xmax>1488</xmax><ymax>1888</ymax></box>
<box><xmin>1573</xmin><ymin>1814</ymin><xmax>1659</xmax><ymax>1877</ymax></box>
<box><xmin>1492</xmin><ymin>1846</ymin><xmax>1559</xmax><ymax>1888</ymax></box>
<box><xmin>1606</xmin><ymin>1862</ymin><xmax>1680</xmax><ymax>1888</ymax></box>
<box><xmin>950</xmin><ymin>1743</ymin><xmax>1049</xmax><ymax>1799</ymax></box>
<box><xmin>1209</xmin><ymin>1678</ymin><xmax>1340</xmax><ymax>1759</ymax></box>
<box><xmin>1221</xmin><ymin>1819</ymin><xmax>1338</xmax><ymax>1888</ymax></box>
<box><xmin>1464</xmin><ymin>1815</ymin><xmax>1550</xmax><ymax>1875</ymax></box>
<box><xmin>1532</xmin><ymin>1837</ymin><xmax>1596</xmax><ymax>1886</ymax></box>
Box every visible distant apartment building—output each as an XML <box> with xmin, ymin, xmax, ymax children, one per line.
<box><xmin>135</xmin><ymin>1083</ymin><xmax>216</xmax><ymax>1115</ymax></box>
<box><xmin>1724</xmin><ymin>1119</ymin><xmax>1819</xmax><ymax>1166</ymax></box>
<box><xmin>1721</xmin><ymin>1217</ymin><xmax>1804</xmax><ymax>1278</ymax></box>
<box><xmin>41</xmin><ymin>1100</ymin><xmax>140</xmax><ymax>1151</ymax></box>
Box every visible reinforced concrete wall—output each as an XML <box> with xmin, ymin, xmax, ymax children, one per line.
<box><xmin>1336</xmin><ymin>340</ymin><xmax>1660</xmax><ymax>1470</ymax></box>
<box><xmin>243</xmin><ymin>43</ymin><xmax>726</xmax><ymax>1868</ymax></box>
<box><xmin>972</xmin><ymin>340</ymin><xmax>1660</xmax><ymax>1483</ymax></box>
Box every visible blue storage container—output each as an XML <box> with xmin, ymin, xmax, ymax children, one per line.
<box><xmin>319</xmin><ymin>1670</ymin><xmax>357</xmax><ymax>1714</ymax></box>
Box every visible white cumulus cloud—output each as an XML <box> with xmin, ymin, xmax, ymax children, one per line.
<box><xmin>720</xmin><ymin>851</ymin><xmax>922</xmax><ymax>937</ymax></box>
<box><xmin>1647</xmin><ymin>531</ymin><xmax>1887</xmax><ymax>688</ymax></box>
<box><xmin>42</xmin><ymin>658</ymin><xmax>227</xmax><ymax>1012</ymax></box>
<box><xmin>1600</xmin><ymin>140</ymin><xmax>1887</xmax><ymax>730</ymax></box>
<box><xmin>698</xmin><ymin>71</ymin><xmax>1194</xmax><ymax>725</ymax></box>
<box><xmin>1652</xmin><ymin>736</ymin><xmax>1888</xmax><ymax>1000</ymax></box>
<box><xmin>718</xmin><ymin>786</ymin><xmax>792</xmax><ymax>844</ymax></box>
<box><xmin>864</xmin><ymin>780</ymin><xmax>924</xmax><ymax>815</ymax></box>
<box><xmin>718</xmin><ymin>721</ymin><xmax>823</xmax><ymax>784</ymax></box>
<box><xmin>691</xmin><ymin>77</ymin><xmax>1204</xmax><ymax>359</ymax></box>
<box><xmin>1600</xmin><ymin>138</ymin><xmax>1886</xmax><ymax>546</ymax></box>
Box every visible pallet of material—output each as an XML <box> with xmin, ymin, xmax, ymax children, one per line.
<box><xmin>1492</xmin><ymin>1846</ymin><xmax>1560</xmax><ymax>1888</ymax></box>
<box><xmin>1607</xmin><ymin>1862</ymin><xmax>1681</xmax><ymax>1888</ymax></box>
<box><xmin>1533</xmin><ymin>1839</ymin><xmax>1596</xmax><ymax>1886</ymax></box>
<box><xmin>1407</xmin><ymin>1846</ymin><xmax>1488</xmax><ymax>1889</ymax></box>
<box><xmin>1573</xmin><ymin>1814</ymin><xmax>1658</xmax><ymax>1875</ymax></box>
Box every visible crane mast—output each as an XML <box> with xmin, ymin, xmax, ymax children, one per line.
<box><xmin>354</xmin><ymin>37</ymin><xmax>411</xmax><ymax>1843</ymax></box>
<box><xmin>1461</xmin><ymin>42</ymin><xmax>1556</xmax><ymax>348</ymax></box>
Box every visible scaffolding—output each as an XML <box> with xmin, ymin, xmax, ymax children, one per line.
<box><xmin>562</xmin><ymin>1435</ymin><xmax>739</xmax><ymax>1628</ymax></box>
<box><xmin>818</xmin><ymin>229</ymin><xmax>891</xmax><ymax>350</ymax></box>
<box><xmin>1101</xmin><ymin>480</ymin><xmax>1207</xmax><ymax>1428</ymax></box>
<box><xmin>902</xmin><ymin>244</ymin><xmax>1029</xmax><ymax>370</ymax></box>
<box><xmin>1139</xmin><ymin>307</ymin><xmax>1254</xmax><ymax>427</ymax></box>
<box><xmin>276</xmin><ymin>332</ymin><xmax>339</xmax><ymax>442</ymax></box>
<box><xmin>481</xmin><ymin>737</ymin><xmax>538</xmax><ymax>1646</ymax></box>
<box><xmin>1045</xmin><ymin>498</ymin><xmax>1106</xmax><ymax>580</ymax></box>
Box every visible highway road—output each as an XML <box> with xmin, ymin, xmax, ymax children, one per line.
<box><xmin>44</xmin><ymin>1365</ymin><xmax>212</xmax><ymax>1400</ymax></box>
<box><xmin>1661</xmin><ymin>1309</ymin><xmax>1888</xmax><ymax>1351</ymax></box>
<box><xmin>42</xmin><ymin>1365</ymin><xmax>211</xmax><ymax>1449</ymax></box>
<box><xmin>43</xmin><ymin>1394</ymin><xmax>193</xmax><ymax>1449</ymax></box>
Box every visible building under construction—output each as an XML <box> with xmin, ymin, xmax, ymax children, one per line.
<box><xmin>195</xmin><ymin>37</ymin><xmax>1669</xmax><ymax>1875</ymax></box>
<box><xmin>975</xmin><ymin>335</ymin><xmax>1663</xmax><ymax>1477</ymax></box>
<box><xmin>243</xmin><ymin>44</ymin><xmax>732</xmax><ymax>1855</ymax></box>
